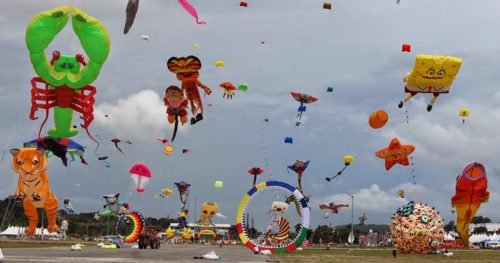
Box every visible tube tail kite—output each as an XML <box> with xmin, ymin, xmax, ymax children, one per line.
<box><xmin>178</xmin><ymin>0</ymin><xmax>206</xmax><ymax>24</ymax></box>
<box><xmin>451</xmin><ymin>162</ymin><xmax>489</xmax><ymax>248</ymax></box>
<box><xmin>124</xmin><ymin>0</ymin><xmax>139</xmax><ymax>34</ymax></box>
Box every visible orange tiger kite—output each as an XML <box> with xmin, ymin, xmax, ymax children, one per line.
<box><xmin>10</xmin><ymin>148</ymin><xmax>59</xmax><ymax>236</ymax></box>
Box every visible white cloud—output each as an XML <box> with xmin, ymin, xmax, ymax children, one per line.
<box><xmin>94</xmin><ymin>89</ymin><xmax>187</xmax><ymax>141</ymax></box>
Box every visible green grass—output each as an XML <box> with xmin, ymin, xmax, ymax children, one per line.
<box><xmin>274</xmin><ymin>248</ymin><xmax>500</xmax><ymax>263</ymax></box>
<box><xmin>0</xmin><ymin>240</ymin><xmax>87</xmax><ymax>248</ymax></box>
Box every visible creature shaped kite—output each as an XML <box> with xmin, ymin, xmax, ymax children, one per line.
<box><xmin>129</xmin><ymin>163</ymin><xmax>152</xmax><ymax>192</ymax></box>
<box><xmin>391</xmin><ymin>201</ymin><xmax>445</xmax><ymax>253</ymax></box>
<box><xmin>459</xmin><ymin>107</ymin><xmax>470</xmax><ymax>124</ymax></box>
<box><xmin>63</xmin><ymin>199</ymin><xmax>74</xmax><ymax>213</ymax></box>
<box><xmin>288</xmin><ymin>160</ymin><xmax>310</xmax><ymax>195</ymax></box>
<box><xmin>102</xmin><ymin>193</ymin><xmax>122</xmax><ymax>215</ymax></box>
<box><xmin>155</xmin><ymin>187</ymin><xmax>173</xmax><ymax>199</ymax></box>
<box><xmin>124</xmin><ymin>0</ymin><xmax>139</xmax><ymax>34</ymax></box>
<box><xmin>175</xmin><ymin>181</ymin><xmax>191</xmax><ymax>205</ymax></box>
<box><xmin>451</xmin><ymin>162</ymin><xmax>489</xmax><ymax>248</ymax></box>
<box><xmin>291</xmin><ymin>92</ymin><xmax>318</xmax><ymax>126</ymax></box>
<box><xmin>398</xmin><ymin>189</ymin><xmax>405</xmax><ymax>198</ymax></box>
<box><xmin>398</xmin><ymin>54</ymin><xmax>462</xmax><ymax>111</ymax></box>
<box><xmin>178</xmin><ymin>0</ymin><xmax>206</xmax><ymax>24</ymax></box>
<box><xmin>197</xmin><ymin>201</ymin><xmax>219</xmax><ymax>225</ymax></box>
<box><xmin>259</xmin><ymin>201</ymin><xmax>291</xmax><ymax>245</ymax></box>
<box><xmin>319</xmin><ymin>202</ymin><xmax>349</xmax><ymax>214</ymax></box>
<box><xmin>248</xmin><ymin>167</ymin><xmax>264</xmax><ymax>187</ymax></box>
<box><xmin>163</xmin><ymin>85</ymin><xmax>189</xmax><ymax>141</ymax></box>
<box><xmin>375</xmin><ymin>137</ymin><xmax>415</xmax><ymax>171</ymax></box>
<box><xmin>27</xmin><ymin>6</ymin><xmax>110</xmax><ymax>139</ymax></box>
<box><xmin>359</xmin><ymin>213</ymin><xmax>368</xmax><ymax>225</ymax></box>
<box><xmin>219</xmin><ymin>82</ymin><xmax>237</xmax><ymax>99</ymax></box>
<box><xmin>111</xmin><ymin>138</ymin><xmax>132</xmax><ymax>154</ymax></box>
<box><xmin>10</xmin><ymin>148</ymin><xmax>59</xmax><ymax>236</ymax></box>
<box><xmin>24</xmin><ymin>136</ymin><xmax>87</xmax><ymax>166</ymax></box>
<box><xmin>167</xmin><ymin>56</ymin><xmax>211</xmax><ymax>125</ymax></box>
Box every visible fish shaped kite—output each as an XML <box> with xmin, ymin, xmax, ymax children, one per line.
<box><xmin>451</xmin><ymin>162</ymin><xmax>489</xmax><ymax>248</ymax></box>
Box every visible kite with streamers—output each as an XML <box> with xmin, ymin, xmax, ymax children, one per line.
<box><xmin>178</xmin><ymin>0</ymin><xmax>206</xmax><ymax>24</ymax></box>
<box><xmin>451</xmin><ymin>162</ymin><xmax>489</xmax><ymax>248</ymax></box>
<box><xmin>291</xmin><ymin>92</ymin><xmax>318</xmax><ymax>126</ymax></box>
<box><xmin>111</xmin><ymin>138</ymin><xmax>132</xmax><ymax>154</ymax></box>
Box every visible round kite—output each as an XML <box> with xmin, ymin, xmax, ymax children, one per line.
<box><xmin>368</xmin><ymin>110</ymin><xmax>389</xmax><ymax>129</ymax></box>
<box><xmin>390</xmin><ymin>201</ymin><xmax>444</xmax><ymax>254</ymax></box>
<box><xmin>236</xmin><ymin>181</ymin><xmax>310</xmax><ymax>254</ymax></box>
<box><xmin>116</xmin><ymin>211</ymin><xmax>145</xmax><ymax>243</ymax></box>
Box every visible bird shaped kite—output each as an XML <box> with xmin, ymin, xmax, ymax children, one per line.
<box><xmin>319</xmin><ymin>202</ymin><xmax>349</xmax><ymax>214</ymax></box>
<box><xmin>291</xmin><ymin>92</ymin><xmax>318</xmax><ymax>126</ymax></box>
<box><xmin>288</xmin><ymin>160</ymin><xmax>310</xmax><ymax>195</ymax></box>
<box><xmin>451</xmin><ymin>162</ymin><xmax>489</xmax><ymax>248</ymax></box>
<box><xmin>375</xmin><ymin>137</ymin><xmax>415</xmax><ymax>171</ymax></box>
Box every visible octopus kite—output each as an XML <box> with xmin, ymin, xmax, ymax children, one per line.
<box><xmin>26</xmin><ymin>6</ymin><xmax>110</xmax><ymax>140</ymax></box>
<box><xmin>451</xmin><ymin>162</ymin><xmax>489</xmax><ymax>248</ymax></box>
<box><xmin>398</xmin><ymin>54</ymin><xmax>462</xmax><ymax>112</ymax></box>
<box><xmin>167</xmin><ymin>56</ymin><xmax>211</xmax><ymax>125</ymax></box>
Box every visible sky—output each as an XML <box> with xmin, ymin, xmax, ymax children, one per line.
<box><xmin>1</xmin><ymin>0</ymin><xmax>500</xmax><ymax>231</ymax></box>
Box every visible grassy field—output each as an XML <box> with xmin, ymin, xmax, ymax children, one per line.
<box><xmin>274</xmin><ymin>248</ymin><xmax>500</xmax><ymax>263</ymax></box>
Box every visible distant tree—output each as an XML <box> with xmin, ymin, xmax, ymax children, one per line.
<box><xmin>472</xmin><ymin>226</ymin><xmax>488</xmax><ymax>234</ymax></box>
<box><xmin>471</xmin><ymin>216</ymin><xmax>491</xmax><ymax>224</ymax></box>
<box><xmin>444</xmin><ymin>220</ymin><xmax>456</xmax><ymax>232</ymax></box>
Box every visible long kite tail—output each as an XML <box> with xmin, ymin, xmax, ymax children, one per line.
<box><xmin>178</xmin><ymin>0</ymin><xmax>206</xmax><ymax>24</ymax></box>
<box><xmin>298</xmin><ymin>174</ymin><xmax>303</xmax><ymax>193</ymax></box>
<box><xmin>171</xmin><ymin>116</ymin><xmax>179</xmax><ymax>142</ymax></box>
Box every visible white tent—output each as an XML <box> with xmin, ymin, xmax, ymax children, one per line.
<box><xmin>0</xmin><ymin>225</ymin><xmax>59</xmax><ymax>237</ymax></box>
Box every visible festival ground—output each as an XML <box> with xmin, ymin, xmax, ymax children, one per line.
<box><xmin>1</xmin><ymin>243</ymin><xmax>500</xmax><ymax>263</ymax></box>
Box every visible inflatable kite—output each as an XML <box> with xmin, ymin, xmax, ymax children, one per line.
<box><xmin>287</xmin><ymin>160</ymin><xmax>310</xmax><ymax>196</ymax></box>
<box><xmin>291</xmin><ymin>92</ymin><xmax>318</xmax><ymax>126</ymax></box>
<box><xmin>358</xmin><ymin>213</ymin><xmax>368</xmax><ymax>225</ymax></box>
<box><xmin>63</xmin><ymin>199</ymin><xmax>74</xmax><ymax>213</ymax></box>
<box><xmin>219</xmin><ymin>82</ymin><xmax>237</xmax><ymax>99</ymax></box>
<box><xmin>451</xmin><ymin>162</ymin><xmax>489</xmax><ymax>248</ymax></box>
<box><xmin>116</xmin><ymin>211</ymin><xmax>145</xmax><ymax>243</ymax></box>
<box><xmin>26</xmin><ymin>6</ymin><xmax>110</xmax><ymax>140</ymax></box>
<box><xmin>167</xmin><ymin>56</ymin><xmax>211</xmax><ymax>125</ymax></box>
<box><xmin>175</xmin><ymin>181</ymin><xmax>191</xmax><ymax>227</ymax></box>
<box><xmin>391</xmin><ymin>201</ymin><xmax>445</xmax><ymax>253</ymax></box>
<box><xmin>10</xmin><ymin>148</ymin><xmax>59</xmax><ymax>236</ymax></box>
<box><xmin>398</xmin><ymin>189</ymin><xmax>405</xmax><ymax>198</ymax></box>
<box><xmin>319</xmin><ymin>202</ymin><xmax>349</xmax><ymax>214</ymax></box>
<box><xmin>163</xmin><ymin>85</ymin><xmax>189</xmax><ymax>141</ymax></box>
<box><xmin>368</xmin><ymin>110</ymin><xmax>389</xmax><ymax>129</ymax></box>
<box><xmin>129</xmin><ymin>163</ymin><xmax>152</xmax><ymax>192</ymax></box>
<box><xmin>178</xmin><ymin>0</ymin><xmax>206</xmax><ymax>24</ymax></box>
<box><xmin>165</xmin><ymin>227</ymin><xmax>175</xmax><ymax>239</ymax></box>
<box><xmin>398</xmin><ymin>54</ymin><xmax>462</xmax><ymax>111</ymax></box>
<box><xmin>24</xmin><ymin>136</ymin><xmax>87</xmax><ymax>166</ymax></box>
<box><xmin>375</xmin><ymin>137</ymin><xmax>415</xmax><ymax>171</ymax></box>
<box><xmin>124</xmin><ymin>0</ymin><xmax>139</xmax><ymax>34</ymax></box>
<box><xmin>102</xmin><ymin>193</ymin><xmax>122</xmax><ymax>215</ymax></box>
<box><xmin>236</xmin><ymin>181</ymin><xmax>310</xmax><ymax>254</ymax></box>
<box><xmin>164</xmin><ymin>145</ymin><xmax>174</xmax><ymax>156</ymax></box>
<box><xmin>459</xmin><ymin>107</ymin><xmax>470</xmax><ymax>124</ymax></box>
<box><xmin>197</xmin><ymin>201</ymin><xmax>218</xmax><ymax>225</ymax></box>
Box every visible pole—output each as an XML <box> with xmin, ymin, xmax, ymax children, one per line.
<box><xmin>194</xmin><ymin>196</ymin><xmax>197</xmax><ymax>225</ymax></box>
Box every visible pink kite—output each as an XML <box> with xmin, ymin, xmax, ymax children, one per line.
<box><xmin>129</xmin><ymin>163</ymin><xmax>152</xmax><ymax>192</ymax></box>
<box><xmin>178</xmin><ymin>0</ymin><xmax>206</xmax><ymax>24</ymax></box>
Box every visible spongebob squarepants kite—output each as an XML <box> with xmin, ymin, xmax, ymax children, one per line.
<box><xmin>398</xmin><ymin>55</ymin><xmax>462</xmax><ymax>112</ymax></box>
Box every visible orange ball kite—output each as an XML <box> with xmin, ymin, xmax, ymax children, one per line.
<box><xmin>375</xmin><ymin>137</ymin><xmax>415</xmax><ymax>171</ymax></box>
<box><xmin>369</xmin><ymin>110</ymin><xmax>389</xmax><ymax>129</ymax></box>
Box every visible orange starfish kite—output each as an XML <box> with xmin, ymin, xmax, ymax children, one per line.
<box><xmin>375</xmin><ymin>137</ymin><xmax>415</xmax><ymax>171</ymax></box>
